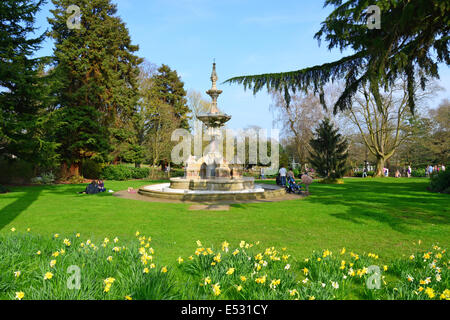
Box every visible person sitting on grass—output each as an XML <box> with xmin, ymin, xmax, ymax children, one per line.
<box><xmin>78</xmin><ymin>180</ymin><xmax>99</xmax><ymax>194</ymax></box>
<box><xmin>98</xmin><ymin>179</ymin><xmax>106</xmax><ymax>192</ymax></box>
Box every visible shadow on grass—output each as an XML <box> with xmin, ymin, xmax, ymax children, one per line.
<box><xmin>306</xmin><ymin>179</ymin><xmax>450</xmax><ymax>233</ymax></box>
<box><xmin>0</xmin><ymin>187</ymin><xmax>42</xmax><ymax>232</ymax></box>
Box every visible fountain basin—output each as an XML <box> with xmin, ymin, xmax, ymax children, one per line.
<box><xmin>138</xmin><ymin>183</ymin><xmax>286</xmax><ymax>202</ymax></box>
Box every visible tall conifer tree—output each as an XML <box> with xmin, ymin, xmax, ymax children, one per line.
<box><xmin>308</xmin><ymin>118</ymin><xmax>349</xmax><ymax>179</ymax></box>
<box><xmin>151</xmin><ymin>64</ymin><xmax>191</xmax><ymax>130</ymax></box>
<box><xmin>48</xmin><ymin>0</ymin><xmax>142</xmax><ymax>174</ymax></box>
<box><xmin>0</xmin><ymin>0</ymin><xmax>59</xmax><ymax>172</ymax></box>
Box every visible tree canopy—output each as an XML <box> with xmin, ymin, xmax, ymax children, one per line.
<box><xmin>225</xmin><ymin>0</ymin><xmax>449</xmax><ymax>115</ymax></box>
<box><xmin>48</xmin><ymin>0</ymin><xmax>142</xmax><ymax>172</ymax></box>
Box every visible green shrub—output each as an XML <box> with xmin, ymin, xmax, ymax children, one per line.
<box><xmin>131</xmin><ymin>167</ymin><xmax>150</xmax><ymax>179</ymax></box>
<box><xmin>0</xmin><ymin>185</ymin><xmax>8</xmax><ymax>193</ymax></box>
<box><xmin>412</xmin><ymin>169</ymin><xmax>426</xmax><ymax>177</ymax></box>
<box><xmin>81</xmin><ymin>159</ymin><xmax>103</xmax><ymax>179</ymax></box>
<box><xmin>100</xmin><ymin>165</ymin><xmax>150</xmax><ymax>181</ymax></box>
<box><xmin>429</xmin><ymin>170</ymin><xmax>450</xmax><ymax>193</ymax></box>
<box><xmin>170</xmin><ymin>168</ymin><xmax>185</xmax><ymax>178</ymax></box>
<box><xmin>31</xmin><ymin>172</ymin><xmax>56</xmax><ymax>185</ymax></box>
<box><xmin>353</xmin><ymin>171</ymin><xmax>375</xmax><ymax>178</ymax></box>
<box><xmin>41</xmin><ymin>172</ymin><xmax>56</xmax><ymax>184</ymax></box>
<box><xmin>68</xmin><ymin>175</ymin><xmax>85</xmax><ymax>184</ymax></box>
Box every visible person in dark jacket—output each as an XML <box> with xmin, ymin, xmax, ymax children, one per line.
<box><xmin>77</xmin><ymin>180</ymin><xmax>99</xmax><ymax>194</ymax></box>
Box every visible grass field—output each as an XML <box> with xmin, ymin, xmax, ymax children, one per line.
<box><xmin>0</xmin><ymin>178</ymin><xmax>448</xmax><ymax>265</ymax></box>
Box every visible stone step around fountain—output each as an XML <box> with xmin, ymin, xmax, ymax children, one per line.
<box><xmin>169</xmin><ymin>177</ymin><xmax>255</xmax><ymax>191</ymax></box>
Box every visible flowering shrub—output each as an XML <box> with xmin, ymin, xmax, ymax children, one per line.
<box><xmin>0</xmin><ymin>230</ymin><xmax>448</xmax><ymax>300</ymax></box>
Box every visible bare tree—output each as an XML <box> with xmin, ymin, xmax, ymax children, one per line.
<box><xmin>346</xmin><ymin>79</ymin><xmax>438</xmax><ymax>176</ymax></box>
<box><xmin>187</xmin><ymin>89</ymin><xmax>211</xmax><ymax>130</ymax></box>
<box><xmin>146</xmin><ymin>102</ymin><xmax>180</xmax><ymax>177</ymax></box>
<box><xmin>270</xmin><ymin>85</ymin><xmax>344</xmax><ymax>167</ymax></box>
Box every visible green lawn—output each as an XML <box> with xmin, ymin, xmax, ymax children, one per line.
<box><xmin>0</xmin><ymin>178</ymin><xmax>449</xmax><ymax>265</ymax></box>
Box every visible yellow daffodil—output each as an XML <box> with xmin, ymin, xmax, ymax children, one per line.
<box><xmin>50</xmin><ymin>260</ymin><xmax>56</xmax><ymax>268</ymax></box>
<box><xmin>125</xmin><ymin>295</ymin><xmax>132</xmax><ymax>300</ymax></box>
<box><xmin>226</xmin><ymin>268</ymin><xmax>235</xmax><ymax>275</ymax></box>
<box><xmin>213</xmin><ymin>253</ymin><xmax>221</xmax><ymax>263</ymax></box>
<box><xmin>221</xmin><ymin>241</ymin><xmax>229</xmax><ymax>252</ymax></box>
<box><xmin>15</xmin><ymin>291</ymin><xmax>25</xmax><ymax>300</ymax></box>
<box><xmin>425</xmin><ymin>287</ymin><xmax>435</xmax><ymax>299</ymax></box>
<box><xmin>44</xmin><ymin>272</ymin><xmax>53</xmax><ymax>280</ymax></box>
<box><xmin>161</xmin><ymin>266</ymin><xmax>168</xmax><ymax>273</ymax></box>
<box><xmin>11</xmin><ymin>228</ymin><xmax>16</xmax><ymax>232</ymax></box>
<box><xmin>14</xmin><ymin>271</ymin><xmax>21</xmax><ymax>278</ymax></box>
<box><xmin>240</xmin><ymin>276</ymin><xmax>247</xmax><ymax>282</ymax></box>
<box><xmin>212</xmin><ymin>283</ymin><xmax>221</xmax><ymax>296</ymax></box>
<box><xmin>269</xmin><ymin>279</ymin><xmax>281</xmax><ymax>289</ymax></box>
<box><xmin>255</xmin><ymin>275</ymin><xmax>267</xmax><ymax>284</ymax></box>
<box><xmin>440</xmin><ymin>289</ymin><xmax>450</xmax><ymax>300</ymax></box>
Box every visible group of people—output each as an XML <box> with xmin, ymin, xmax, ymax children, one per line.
<box><xmin>277</xmin><ymin>166</ymin><xmax>305</xmax><ymax>194</ymax></box>
<box><xmin>361</xmin><ymin>164</ymin><xmax>446</xmax><ymax>178</ymax></box>
<box><xmin>78</xmin><ymin>179</ymin><xmax>106</xmax><ymax>194</ymax></box>
<box><xmin>278</xmin><ymin>166</ymin><xmax>297</xmax><ymax>186</ymax></box>
<box><xmin>426</xmin><ymin>164</ymin><xmax>446</xmax><ymax>176</ymax></box>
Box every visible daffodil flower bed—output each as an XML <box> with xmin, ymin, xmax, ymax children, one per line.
<box><xmin>0</xmin><ymin>231</ymin><xmax>448</xmax><ymax>300</ymax></box>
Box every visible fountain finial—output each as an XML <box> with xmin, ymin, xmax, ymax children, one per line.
<box><xmin>210</xmin><ymin>62</ymin><xmax>218</xmax><ymax>89</ymax></box>
<box><xmin>206</xmin><ymin>62</ymin><xmax>222</xmax><ymax>114</ymax></box>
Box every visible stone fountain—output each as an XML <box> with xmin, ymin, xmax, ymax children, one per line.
<box><xmin>138</xmin><ymin>63</ymin><xmax>285</xmax><ymax>202</ymax></box>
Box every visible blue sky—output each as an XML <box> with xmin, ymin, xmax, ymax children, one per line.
<box><xmin>34</xmin><ymin>0</ymin><xmax>449</xmax><ymax>130</ymax></box>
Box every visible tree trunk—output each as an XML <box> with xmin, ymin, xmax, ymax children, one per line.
<box><xmin>135</xmin><ymin>162</ymin><xmax>141</xmax><ymax>168</ymax></box>
<box><xmin>375</xmin><ymin>156</ymin><xmax>385</xmax><ymax>177</ymax></box>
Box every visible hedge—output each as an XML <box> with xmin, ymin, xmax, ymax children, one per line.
<box><xmin>100</xmin><ymin>165</ymin><xmax>150</xmax><ymax>181</ymax></box>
